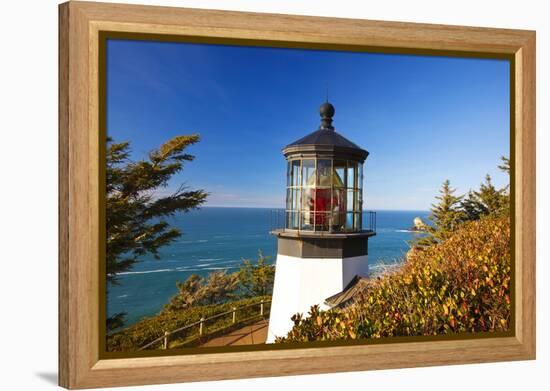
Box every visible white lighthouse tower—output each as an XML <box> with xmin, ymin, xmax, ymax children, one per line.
<box><xmin>266</xmin><ymin>102</ymin><xmax>375</xmax><ymax>343</ymax></box>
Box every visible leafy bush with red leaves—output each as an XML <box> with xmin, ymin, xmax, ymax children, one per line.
<box><xmin>277</xmin><ymin>216</ymin><xmax>510</xmax><ymax>342</ymax></box>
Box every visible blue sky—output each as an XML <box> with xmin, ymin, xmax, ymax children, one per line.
<box><xmin>106</xmin><ymin>39</ymin><xmax>510</xmax><ymax>211</ymax></box>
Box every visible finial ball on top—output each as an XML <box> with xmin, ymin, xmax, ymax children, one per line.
<box><xmin>319</xmin><ymin>102</ymin><xmax>335</xmax><ymax>119</ymax></box>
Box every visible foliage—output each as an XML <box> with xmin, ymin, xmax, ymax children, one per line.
<box><xmin>414</xmin><ymin>180</ymin><xmax>464</xmax><ymax>247</ymax></box>
<box><xmin>106</xmin><ymin>135</ymin><xmax>208</xmax><ymax>330</ymax></box>
<box><xmin>108</xmin><ymin>251</ymin><xmax>275</xmax><ymax>351</ymax></box>
<box><xmin>165</xmin><ymin>271</ymin><xmax>239</xmax><ymax>311</ymax></box>
<box><xmin>461</xmin><ymin>156</ymin><xmax>510</xmax><ymax>221</ymax></box>
<box><xmin>461</xmin><ymin>175</ymin><xmax>508</xmax><ymax>220</ymax></box>
<box><xmin>105</xmin><ymin>313</ymin><xmax>126</xmax><ymax>332</ymax></box>
<box><xmin>165</xmin><ymin>251</ymin><xmax>275</xmax><ymax>311</ymax></box>
<box><xmin>237</xmin><ymin>251</ymin><xmax>275</xmax><ymax>297</ymax></box>
<box><xmin>277</xmin><ymin>216</ymin><xmax>511</xmax><ymax>342</ymax></box>
<box><xmin>414</xmin><ymin>157</ymin><xmax>510</xmax><ymax>247</ymax></box>
<box><xmin>106</xmin><ymin>135</ymin><xmax>207</xmax><ymax>282</ymax></box>
<box><xmin>107</xmin><ymin>296</ymin><xmax>271</xmax><ymax>352</ymax></box>
<box><xmin>498</xmin><ymin>155</ymin><xmax>510</xmax><ymax>175</ymax></box>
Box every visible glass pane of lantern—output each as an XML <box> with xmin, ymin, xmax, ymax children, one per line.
<box><xmin>302</xmin><ymin>159</ymin><xmax>315</xmax><ymax>187</ymax></box>
<box><xmin>295</xmin><ymin>212</ymin><xmax>301</xmax><ymax>229</ymax></box>
<box><xmin>286</xmin><ymin>189</ymin><xmax>292</xmax><ymax>210</ymax></box>
<box><xmin>316</xmin><ymin>159</ymin><xmax>332</xmax><ymax>187</ymax></box>
<box><xmin>291</xmin><ymin>160</ymin><xmax>300</xmax><ymax>187</ymax></box>
<box><xmin>333</xmin><ymin>160</ymin><xmax>346</xmax><ymax>188</ymax></box>
<box><xmin>302</xmin><ymin>187</ymin><xmax>315</xmax><ymax>213</ymax></box>
<box><xmin>355</xmin><ymin>189</ymin><xmax>362</xmax><ymax>212</ymax></box>
<box><xmin>331</xmin><ymin>187</ymin><xmax>346</xmax><ymax>231</ymax></box>
<box><xmin>346</xmin><ymin>212</ymin><xmax>354</xmax><ymax>230</ymax></box>
<box><xmin>315</xmin><ymin>212</ymin><xmax>330</xmax><ymax>231</ymax></box>
<box><xmin>301</xmin><ymin>209</ymin><xmax>314</xmax><ymax>230</ymax></box>
<box><xmin>347</xmin><ymin>190</ymin><xmax>355</xmax><ymax>212</ymax></box>
<box><xmin>358</xmin><ymin>163</ymin><xmax>363</xmax><ymax>189</ymax></box>
<box><xmin>331</xmin><ymin>212</ymin><xmax>345</xmax><ymax>232</ymax></box>
<box><xmin>292</xmin><ymin>189</ymin><xmax>300</xmax><ymax>210</ymax></box>
<box><xmin>286</xmin><ymin>162</ymin><xmax>292</xmax><ymax>187</ymax></box>
<box><xmin>288</xmin><ymin>212</ymin><xmax>299</xmax><ymax>229</ymax></box>
<box><xmin>347</xmin><ymin>161</ymin><xmax>357</xmax><ymax>189</ymax></box>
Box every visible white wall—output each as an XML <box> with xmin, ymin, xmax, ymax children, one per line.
<box><xmin>267</xmin><ymin>254</ymin><xmax>368</xmax><ymax>342</ymax></box>
<box><xmin>0</xmin><ymin>1</ymin><xmax>547</xmax><ymax>390</ymax></box>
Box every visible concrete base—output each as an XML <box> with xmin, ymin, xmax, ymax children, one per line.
<box><xmin>266</xmin><ymin>254</ymin><xmax>368</xmax><ymax>343</ymax></box>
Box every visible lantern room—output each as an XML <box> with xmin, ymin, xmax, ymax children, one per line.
<box><xmin>267</xmin><ymin>101</ymin><xmax>375</xmax><ymax>343</ymax></box>
<box><xmin>282</xmin><ymin>102</ymin><xmax>369</xmax><ymax>233</ymax></box>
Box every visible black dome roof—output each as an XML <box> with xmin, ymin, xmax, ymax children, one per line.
<box><xmin>285</xmin><ymin>128</ymin><xmax>363</xmax><ymax>150</ymax></box>
<box><xmin>282</xmin><ymin>102</ymin><xmax>369</xmax><ymax>162</ymax></box>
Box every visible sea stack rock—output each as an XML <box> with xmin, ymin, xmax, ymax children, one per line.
<box><xmin>413</xmin><ymin>217</ymin><xmax>426</xmax><ymax>231</ymax></box>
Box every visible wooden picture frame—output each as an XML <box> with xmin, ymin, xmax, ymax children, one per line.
<box><xmin>59</xmin><ymin>1</ymin><xmax>536</xmax><ymax>388</ymax></box>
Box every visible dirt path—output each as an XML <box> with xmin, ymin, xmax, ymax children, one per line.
<box><xmin>201</xmin><ymin>319</ymin><xmax>268</xmax><ymax>347</ymax></box>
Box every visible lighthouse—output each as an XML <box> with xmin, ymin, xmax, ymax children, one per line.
<box><xmin>266</xmin><ymin>101</ymin><xmax>375</xmax><ymax>343</ymax></box>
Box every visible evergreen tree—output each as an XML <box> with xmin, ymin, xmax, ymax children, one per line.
<box><xmin>478</xmin><ymin>174</ymin><xmax>508</xmax><ymax>216</ymax></box>
<box><xmin>498</xmin><ymin>156</ymin><xmax>510</xmax><ymax>175</ymax></box>
<box><xmin>413</xmin><ymin>157</ymin><xmax>510</xmax><ymax>249</ymax></box>
<box><xmin>460</xmin><ymin>174</ymin><xmax>507</xmax><ymax>220</ymax></box>
<box><xmin>414</xmin><ymin>180</ymin><xmax>464</xmax><ymax>247</ymax></box>
<box><xmin>106</xmin><ymin>135</ymin><xmax>208</xmax><ymax>330</ymax></box>
<box><xmin>461</xmin><ymin>190</ymin><xmax>484</xmax><ymax>221</ymax></box>
<box><xmin>498</xmin><ymin>156</ymin><xmax>511</xmax><ymax>216</ymax></box>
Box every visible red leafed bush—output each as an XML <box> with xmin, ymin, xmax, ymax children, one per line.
<box><xmin>277</xmin><ymin>216</ymin><xmax>511</xmax><ymax>342</ymax></box>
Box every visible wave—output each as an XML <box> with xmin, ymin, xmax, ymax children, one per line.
<box><xmin>204</xmin><ymin>266</ymin><xmax>239</xmax><ymax>270</ymax></box>
<box><xmin>369</xmin><ymin>262</ymin><xmax>404</xmax><ymax>276</ymax></box>
<box><xmin>369</xmin><ymin>263</ymin><xmax>387</xmax><ymax>271</ymax></box>
<box><xmin>117</xmin><ymin>268</ymin><xmax>174</xmax><ymax>275</ymax></box>
<box><xmin>175</xmin><ymin>266</ymin><xmax>195</xmax><ymax>271</ymax></box>
<box><xmin>212</xmin><ymin>259</ymin><xmax>238</xmax><ymax>265</ymax></box>
<box><xmin>395</xmin><ymin>229</ymin><xmax>413</xmax><ymax>233</ymax></box>
<box><xmin>179</xmin><ymin>239</ymin><xmax>209</xmax><ymax>244</ymax></box>
<box><xmin>169</xmin><ymin>266</ymin><xmax>235</xmax><ymax>272</ymax></box>
<box><xmin>115</xmin><ymin>259</ymin><xmax>242</xmax><ymax>276</ymax></box>
<box><xmin>174</xmin><ymin>268</ymin><xmax>202</xmax><ymax>272</ymax></box>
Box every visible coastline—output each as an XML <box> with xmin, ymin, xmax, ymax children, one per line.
<box><xmin>107</xmin><ymin>208</ymin><xmax>430</xmax><ymax>327</ymax></box>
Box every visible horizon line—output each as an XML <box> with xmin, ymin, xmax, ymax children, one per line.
<box><xmin>195</xmin><ymin>205</ymin><xmax>431</xmax><ymax>213</ymax></box>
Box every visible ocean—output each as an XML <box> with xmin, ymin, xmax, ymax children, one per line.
<box><xmin>107</xmin><ymin>207</ymin><xmax>430</xmax><ymax>326</ymax></box>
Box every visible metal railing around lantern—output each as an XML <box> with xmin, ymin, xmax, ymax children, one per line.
<box><xmin>366</xmin><ymin>210</ymin><xmax>377</xmax><ymax>233</ymax></box>
<box><xmin>269</xmin><ymin>209</ymin><xmax>286</xmax><ymax>231</ymax></box>
<box><xmin>269</xmin><ymin>209</ymin><xmax>376</xmax><ymax>233</ymax></box>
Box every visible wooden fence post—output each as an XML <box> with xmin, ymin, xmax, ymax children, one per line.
<box><xmin>163</xmin><ymin>331</ymin><xmax>169</xmax><ymax>349</ymax></box>
<box><xmin>260</xmin><ymin>300</ymin><xmax>264</xmax><ymax>316</ymax></box>
<box><xmin>232</xmin><ymin>307</ymin><xmax>237</xmax><ymax>323</ymax></box>
<box><xmin>199</xmin><ymin>318</ymin><xmax>205</xmax><ymax>336</ymax></box>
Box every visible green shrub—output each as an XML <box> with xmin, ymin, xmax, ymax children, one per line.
<box><xmin>277</xmin><ymin>216</ymin><xmax>510</xmax><ymax>342</ymax></box>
